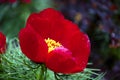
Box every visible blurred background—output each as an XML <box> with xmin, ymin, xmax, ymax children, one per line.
<box><xmin>0</xmin><ymin>0</ymin><xmax>120</xmax><ymax>80</ymax></box>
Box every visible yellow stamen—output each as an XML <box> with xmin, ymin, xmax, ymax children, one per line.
<box><xmin>45</xmin><ymin>38</ymin><xmax>62</xmax><ymax>53</ymax></box>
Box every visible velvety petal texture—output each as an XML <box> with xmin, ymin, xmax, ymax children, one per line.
<box><xmin>0</xmin><ymin>32</ymin><xmax>6</xmax><ymax>54</ymax></box>
<box><xmin>46</xmin><ymin>47</ymin><xmax>82</xmax><ymax>73</ymax></box>
<box><xmin>19</xmin><ymin>8</ymin><xmax>90</xmax><ymax>74</ymax></box>
<box><xmin>19</xmin><ymin>26</ymin><xmax>48</xmax><ymax>63</ymax></box>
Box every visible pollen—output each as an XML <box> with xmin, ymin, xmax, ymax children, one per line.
<box><xmin>45</xmin><ymin>38</ymin><xmax>62</xmax><ymax>53</ymax></box>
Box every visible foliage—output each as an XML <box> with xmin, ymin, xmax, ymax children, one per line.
<box><xmin>0</xmin><ymin>38</ymin><xmax>105</xmax><ymax>80</ymax></box>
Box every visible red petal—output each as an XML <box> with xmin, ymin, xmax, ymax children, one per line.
<box><xmin>45</xmin><ymin>19</ymin><xmax>80</xmax><ymax>43</ymax></box>
<box><xmin>58</xmin><ymin>19</ymin><xmax>80</xmax><ymax>46</ymax></box>
<box><xmin>46</xmin><ymin>47</ymin><xmax>83</xmax><ymax>73</ymax></box>
<box><xmin>27</xmin><ymin>14</ymin><xmax>50</xmax><ymax>38</ymax></box>
<box><xmin>26</xmin><ymin>8</ymin><xmax>66</xmax><ymax>40</ymax></box>
<box><xmin>0</xmin><ymin>32</ymin><xmax>6</xmax><ymax>54</ymax></box>
<box><xmin>48</xmin><ymin>20</ymin><xmax>66</xmax><ymax>42</ymax></box>
<box><xmin>19</xmin><ymin>26</ymin><xmax>48</xmax><ymax>63</ymax></box>
<box><xmin>27</xmin><ymin>15</ymin><xmax>65</xmax><ymax>41</ymax></box>
<box><xmin>38</xmin><ymin>8</ymin><xmax>64</xmax><ymax>20</ymax></box>
<box><xmin>26</xmin><ymin>8</ymin><xmax>80</xmax><ymax>43</ymax></box>
<box><xmin>68</xmin><ymin>31</ymin><xmax>90</xmax><ymax>69</ymax></box>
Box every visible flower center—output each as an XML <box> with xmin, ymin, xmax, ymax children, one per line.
<box><xmin>45</xmin><ymin>38</ymin><xmax>62</xmax><ymax>53</ymax></box>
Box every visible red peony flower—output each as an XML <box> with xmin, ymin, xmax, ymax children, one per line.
<box><xmin>0</xmin><ymin>32</ymin><xmax>6</xmax><ymax>54</ymax></box>
<box><xmin>19</xmin><ymin>8</ymin><xmax>90</xmax><ymax>73</ymax></box>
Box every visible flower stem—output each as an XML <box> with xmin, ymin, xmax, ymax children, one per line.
<box><xmin>39</xmin><ymin>64</ymin><xmax>47</xmax><ymax>80</ymax></box>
